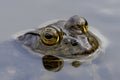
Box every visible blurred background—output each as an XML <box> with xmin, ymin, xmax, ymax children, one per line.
<box><xmin>0</xmin><ymin>0</ymin><xmax>119</xmax><ymax>41</ymax></box>
<box><xmin>0</xmin><ymin>0</ymin><xmax>120</xmax><ymax>80</ymax></box>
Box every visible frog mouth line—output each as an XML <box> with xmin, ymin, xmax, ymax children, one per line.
<box><xmin>17</xmin><ymin>31</ymin><xmax>40</xmax><ymax>41</ymax></box>
<box><xmin>25</xmin><ymin>32</ymin><xmax>40</xmax><ymax>36</ymax></box>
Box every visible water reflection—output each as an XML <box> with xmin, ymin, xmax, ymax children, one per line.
<box><xmin>42</xmin><ymin>55</ymin><xmax>64</xmax><ymax>72</ymax></box>
<box><xmin>42</xmin><ymin>55</ymin><xmax>83</xmax><ymax>72</ymax></box>
<box><xmin>0</xmin><ymin>40</ymin><xmax>112</xmax><ymax>80</ymax></box>
<box><xmin>71</xmin><ymin>61</ymin><xmax>81</xmax><ymax>68</ymax></box>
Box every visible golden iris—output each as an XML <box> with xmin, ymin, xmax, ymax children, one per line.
<box><xmin>41</xmin><ymin>26</ymin><xmax>60</xmax><ymax>46</ymax></box>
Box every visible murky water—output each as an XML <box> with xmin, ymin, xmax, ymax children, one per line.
<box><xmin>0</xmin><ymin>0</ymin><xmax>120</xmax><ymax>80</ymax></box>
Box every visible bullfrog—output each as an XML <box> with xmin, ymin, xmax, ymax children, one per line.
<box><xmin>17</xmin><ymin>15</ymin><xmax>102</xmax><ymax>71</ymax></box>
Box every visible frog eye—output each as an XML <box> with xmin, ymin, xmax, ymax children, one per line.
<box><xmin>73</xmin><ymin>17</ymin><xmax>88</xmax><ymax>33</ymax></box>
<box><xmin>41</xmin><ymin>26</ymin><xmax>60</xmax><ymax>46</ymax></box>
<box><xmin>78</xmin><ymin>17</ymin><xmax>88</xmax><ymax>33</ymax></box>
<box><xmin>66</xmin><ymin>15</ymin><xmax>88</xmax><ymax>33</ymax></box>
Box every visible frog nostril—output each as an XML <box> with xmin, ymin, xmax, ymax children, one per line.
<box><xmin>71</xmin><ymin>39</ymin><xmax>78</xmax><ymax>46</ymax></box>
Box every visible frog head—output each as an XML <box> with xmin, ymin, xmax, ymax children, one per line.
<box><xmin>17</xmin><ymin>15</ymin><xmax>98</xmax><ymax>59</ymax></box>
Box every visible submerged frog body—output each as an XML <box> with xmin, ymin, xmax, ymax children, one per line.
<box><xmin>17</xmin><ymin>15</ymin><xmax>101</xmax><ymax>61</ymax></box>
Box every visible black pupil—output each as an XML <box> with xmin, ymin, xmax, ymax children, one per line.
<box><xmin>45</xmin><ymin>33</ymin><xmax>53</xmax><ymax>39</ymax></box>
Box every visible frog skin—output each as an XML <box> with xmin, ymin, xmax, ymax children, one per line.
<box><xmin>17</xmin><ymin>15</ymin><xmax>100</xmax><ymax>60</ymax></box>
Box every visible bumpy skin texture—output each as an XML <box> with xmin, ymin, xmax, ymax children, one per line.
<box><xmin>18</xmin><ymin>15</ymin><xmax>99</xmax><ymax>59</ymax></box>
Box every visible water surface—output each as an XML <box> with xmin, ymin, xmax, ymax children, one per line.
<box><xmin>0</xmin><ymin>0</ymin><xmax>120</xmax><ymax>80</ymax></box>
